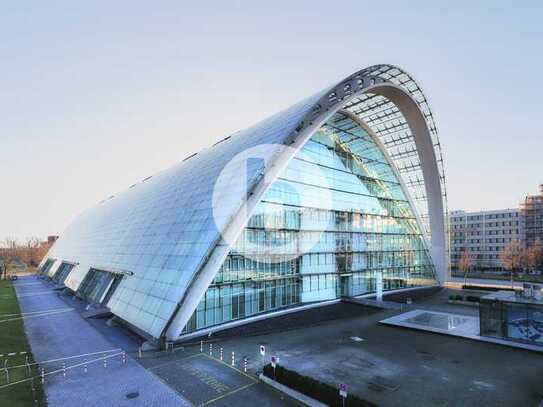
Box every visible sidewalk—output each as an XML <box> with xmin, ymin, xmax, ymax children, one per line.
<box><xmin>13</xmin><ymin>275</ymin><xmax>190</xmax><ymax>407</ymax></box>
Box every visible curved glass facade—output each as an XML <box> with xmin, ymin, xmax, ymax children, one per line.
<box><xmin>40</xmin><ymin>65</ymin><xmax>447</xmax><ymax>341</ymax></box>
<box><xmin>182</xmin><ymin>113</ymin><xmax>436</xmax><ymax>333</ymax></box>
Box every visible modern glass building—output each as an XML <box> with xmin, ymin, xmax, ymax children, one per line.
<box><xmin>39</xmin><ymin>65</ymin><xmax>448</xmax><ymax>344</ymax></box>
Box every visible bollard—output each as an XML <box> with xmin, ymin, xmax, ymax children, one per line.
<box><xmin>138</xmin><ymin>346</ymin><xmax>142</xmax><ymax>359</ymax></box>
<box><xmin>62</xmin><ymin>363</ymin><xmax>66</xmax><ymax>377</ymax></box>
<box><xmin>209</xmin><ymin>344</ymin><xmax>213</xmax><ymax>356</ymax></box>
<box><xmin>4</xmin><ymin>368</ymin><xmax>9</xmax><ymax>384</ymax></box>
<box><xmin>220</xmin><ymin>347</ymin><xmax>223</xmax><ymax>361</ymax></box>
<box><xmin>84</xmin><ymin>364</ymin><xmax>88</xmax><ymax>374</ymax></box>
<box><xmin>200</xmin><ymin>341</ymin><xmax>203</xmax><ymax>353</ymax></box>
<box><xmin>31</xmin><ymin>378</ymin><xmax>37</xmax><ymax>405</ymax></box>
<box><xmin>41</xmin><ymin>368</ymin><xmax>45</xmax><ymax>385</ymax></box>
<box><xmin>231</xmin><ymin>351</ymin><xmax>235</xmax><ymax>366</ymax></box>
<box><xmin>25</xmin><ymin>355</ymin><xmax>31</xmax><ymax>377</ymax></box>
<box><xmin>122</xmin><ymin>352</ymin><xmax>126</xmax><ymax>364</ymax></box>
<box><xmin>243</xmin><ymin>357</ymin><xmax>247</xmax><ymax>373</ymax></box>
<box><xmin>103</xmin><ymin>358</ymin><xmax>107</xmax><ymax>369</ymax></box>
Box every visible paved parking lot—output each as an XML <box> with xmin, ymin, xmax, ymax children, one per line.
<box><xmin>10</xmin><ymin>277</ymin><xmax>543</xmax><ymax>407</ymax></box>
<box><xmin>187</xmin><ymin>293</ymin><xmax>543</xmax><ymax>407</ymax></box>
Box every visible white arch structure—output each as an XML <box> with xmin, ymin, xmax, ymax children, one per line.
<box><xmin>164</xmin><ymin>65</ymin><xmax>448</xmax><ymax>341</ymax></box>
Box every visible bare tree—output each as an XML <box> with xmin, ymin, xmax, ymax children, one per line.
<box><xmin>459</xmin><ymin>250</ymin><xmax>473</xmax><ymax>285</ymax></box>
<box><xmin>526</xmin><ymin>238</ymin><xmax>543</xmax><ymax>275</ymax></box>
<box><xmin>1</xmin><ymin>237</ymin><xmax>19</xmax><ymax>262</ymax></box>
<box><xmin>499</xmin><ymin>240</ymin><xmax>522</xmax><ymax>288</ymax></box>
<box><xmin>23</xmin><ymin>236</ymin><xmax>42</xmax><ymax>267</ymax></box>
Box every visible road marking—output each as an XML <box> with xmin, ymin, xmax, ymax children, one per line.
<box><xmin>180</xmin><ymin>363</ymin><xmax>231</xmax><ymax>394</ymax></box>
<box><xmin>0</xmin><ymin>307</ymin><xmax>73</xmax><ymax>318</ymax></box>
<box><xmin>16</xmin><ymin>290</ymin><xmax>57</xmax><ymax>297</ymax></box>
<box><xmin>0</xmin><ymin>308</ymin><xmax>74</xmax><ymax>323</ymax></box>
<box><xmin>201</xmin><ymin>353</ymin><xmax>258</xmax><ymax>383</ymax></box>
<box><xmin>0</xmin><ymin>290</ymin><xmax>56</xmax><ymax>299</ymax></box>
<box><xmin>201</xmin><ymin>382</ymin><xmax>257</xmax><ymax>406</ymax></box>
<box><xmin>148</xmin><ymin>352</ymin><xmax>203</xmax><ymax>371</ymax></box>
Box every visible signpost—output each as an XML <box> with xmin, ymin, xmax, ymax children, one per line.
<box><xmin>271</xmin><ymin>356</ymin><xmax>279</xmax><ymax>379</ymax></box>
<box><xmin>339</xmin><ymin>383</ymin><xmax>348</xmax><ymax>407</ymax></box>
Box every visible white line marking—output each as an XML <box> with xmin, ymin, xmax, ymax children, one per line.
<box><xmin>0</xmin><ymin>309</ymin><xmax>74</xmax><ymax>323</ymax></box>
<box><xmin>0</xmin><ymin>307</ymin><xmax>73</xmax><ymax>318</ymax></box>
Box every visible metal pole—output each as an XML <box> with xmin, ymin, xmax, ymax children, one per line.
<box><xmin>220</xmin><ymin>347</ymin><xmax>223</xmax><ymax>361</ymax></box>
<box><xmin>41</xmin><ymin>368</ymin><xmax>45</xmax><ymax>385</ymax></box>
<box><xmin>62</xmin><ymin>363</ymin><xmax>66</xmax><ymax>377</ymax></box>
<box><xmin>209</xmin><ymin>343</ymin><xmax>213</xmax><ymax>356</ymax></box>
<box><xmin>200</xmin><ymin>341</ymin><xmax>203</xmax><ymax>353</ymax></box>
<box><xmin>243</xmin><ymin>357</ymin><xmax>247</xmax><ymax>373</ymax></box>
<box><xmin>138</xmin><ymin>346</ymin><xmax>142</xmax><ymax>359</ymax></box>
<box><xmin>103</xmin><ymin>358</ymin><xmax>107</xmax><ymax>369</ymax></box>
<box><xmin>231</xmin><ymin>351</ymin><xmax>235</xmax><ymax>366</ymax></box>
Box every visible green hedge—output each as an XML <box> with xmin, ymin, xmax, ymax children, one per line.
<box><xmin>263</xmin><ymin>363</ymin><xmax>377</xmax><ymax>407</ymax></box>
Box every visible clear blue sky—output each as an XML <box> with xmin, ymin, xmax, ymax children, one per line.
<box><xmin>1</xmin><ymin>1</ymin><xmax>542</xmax><ymax>240</ymax></box>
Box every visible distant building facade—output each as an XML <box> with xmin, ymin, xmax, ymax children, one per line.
<box><xmin>521</xmin><ymin>185</ymin><xmax>543</xmax><ymax>247</ymax></box>
<box><xmin>450</xmin><ymin>209</ymin><xmax>522</xmax><ymax>270</ymax></box>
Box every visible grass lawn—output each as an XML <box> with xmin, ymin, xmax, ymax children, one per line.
<box><xmin>0</xmin><ymin>277</ymin><xmax>46</xmax><ymax>406</ymax></box>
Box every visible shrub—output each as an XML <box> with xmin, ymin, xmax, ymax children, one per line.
<box><xmin>263</xmin><ymin>363</ymin><xmax>376</xmax><ymax>407</ymax></box>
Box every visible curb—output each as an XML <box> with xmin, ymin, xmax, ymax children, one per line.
<box><xmin>259</xmin><ymin>373</ymin><xmax>327</xmax><ymax>407</ymax></box>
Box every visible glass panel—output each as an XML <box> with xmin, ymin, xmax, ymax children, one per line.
<box><xmin>77</xmin><ymin>268</ymin><xmax>123</xmax><ymax>306</ymax></box>
<box><xmin>52</xmin><ymin>262</ymin><xmax>74</xmax><ymax>285</ymax></box>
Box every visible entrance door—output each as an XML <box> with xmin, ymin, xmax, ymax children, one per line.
<box><xmin>340</xmin><ymin>274</ymin><xmax>353</xmax><ymax>297</ymax></box>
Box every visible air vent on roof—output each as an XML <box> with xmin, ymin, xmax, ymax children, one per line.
<box><xmin>213</xmin><ymin>135</ymin><xmax>232</xmax><ymax>146</ymax></box>
<box><xmin>183</xmin><ymin>152</ymin><xmax>197</xmax><ymax>162</ymax></box>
